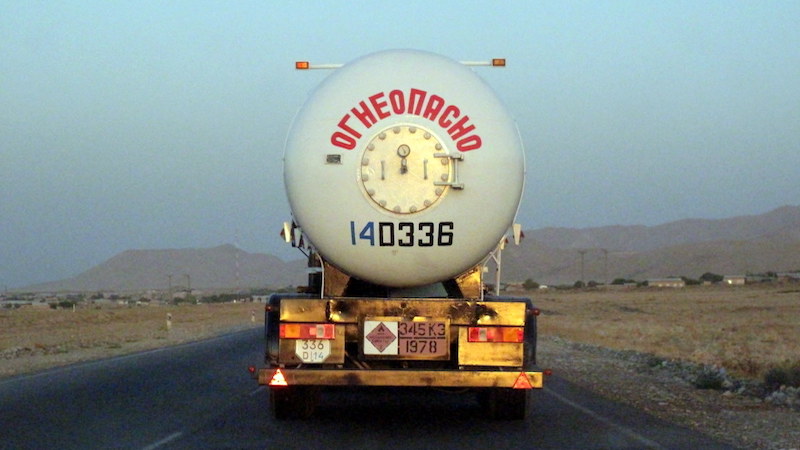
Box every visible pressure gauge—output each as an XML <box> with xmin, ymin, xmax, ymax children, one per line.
<box><xmin>397</xmin><ymin>144</ymin><xmax>410</xmax><ymax>158</ymax></box>
<box><xmin>360</xmin><ymin>125</ymin><xmax>452</xmax><ymax>214</ymax></box>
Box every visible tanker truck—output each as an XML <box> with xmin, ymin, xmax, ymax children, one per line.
<box><xmin>252</xmin><ymin>49</ymin><xmax>544</xmax><ymax>419</ymax></box>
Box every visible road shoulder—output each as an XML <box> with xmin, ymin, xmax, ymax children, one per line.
<box><xmin>539</xmin><ymin>336</ymin><xmax>800</xmax><ymax>449</ymax></box>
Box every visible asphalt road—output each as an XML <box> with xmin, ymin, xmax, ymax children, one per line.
<box><xmin>0</xmin><ymin>328</ymin><xmax>734</xmax><ymax>449</ymax></box>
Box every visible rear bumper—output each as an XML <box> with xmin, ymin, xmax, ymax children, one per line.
<box><xmin>259</xmin><ymin>368</ymin><xmax>543</xmax><ymax>389</ymax></box>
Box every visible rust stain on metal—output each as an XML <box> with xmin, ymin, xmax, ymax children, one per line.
<box><xmin>343</xmin><ymin>372</ymin><xmax>363</xmax><ymax>386</ymax></box>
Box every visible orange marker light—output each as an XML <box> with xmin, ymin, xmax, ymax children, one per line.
<box><xmin>492</xmin><ymin>58</ymin><xmax>506</xmax><ymax>67</ymax></box>
<box><xmin>295</xmin><ymin>61</ymin><xmax>310</xmax><ymax>70</ymax></box>
<box><xmin>280</xmin><ymin>323</ymin><xmax>301</xmax><ymax>338</ymax></box>
<box><xmin>503</xmin><ymin>327</ymin><xmax>524</xmax><ymax>342</ymax></box>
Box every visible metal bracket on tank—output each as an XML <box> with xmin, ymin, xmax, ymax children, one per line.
<box><xmin>433</xmin><ymin>152</ymin><xmax>465</xmax><ymax>190</ymax></box>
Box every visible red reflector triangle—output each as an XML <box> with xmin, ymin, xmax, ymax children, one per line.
<box><xmin>513</xmin><ymin>372</ymin><xmax>533</xmax><ymax>390</ymax></box>
<box><xmin>269</xmin><ymin>369</ymin><xmax>288</xmax><ymax>386</ymax></box>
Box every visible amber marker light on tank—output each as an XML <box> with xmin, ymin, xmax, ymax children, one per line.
<box><xmin>460</xmin><ymin>58</ymin><xmax>506</xmax><ymax>67</ymax></box>
<box><xmin>295</xmin><ymin>61</ymin><xmax>343</xmax><ymax>70</ymax></box>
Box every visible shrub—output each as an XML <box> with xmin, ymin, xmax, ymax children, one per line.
<box><xmin>699</xmin><ymin>272</ymin><xmax>724</xmax><ymax>283</ymax></box>
<box><xmin>645</xmin><ymin>355</ymin><xmax>665</xmax><ymax>368</ymax></box>
<box><xmin>764</xmin><ymin>363</ymin><xmax>800</xmax><ymax>390</ymax></box>
<box><xmin>173</xmin><ymin>295</ymin><xmax>197</xmax><ymax>305</ymax></box>
<box><xmin>681</xmin><ymin>276</ymin><xmax>700</xmax><ymax>286</ymax></box>
<box><xmin>49</xmin><ymin>301</ymin><xmax>77</xmax><ymax>310</ymax></box>
<box><xmin>522</xmin><ymin>279</ymin><xmax>540</xmax><ymax>290</ymax></box>
<box><xmin>694</xmin><ymin>369</ymin><xmax>724</xmax><ymax>390</ymax></box>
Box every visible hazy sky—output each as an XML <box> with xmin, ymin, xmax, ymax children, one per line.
<box><xmin>2</xmin><ymin>1</ymin><xmax>799</xmax><ymax>288</ymax></box>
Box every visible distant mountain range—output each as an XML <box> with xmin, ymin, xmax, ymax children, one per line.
<box><xmin>25</xmin><ymin>245</ymin><xmax>307</xmax><ymax>292</ymax></box>
<box><xmin>502</xmin><ymin>205</ymin><xmax>800</xmax><ymax>284</ymax></box>
<box><xmin>23</xmin><ymin>205</ymin><xmax>800</xmax><ymax>291</ymax></box>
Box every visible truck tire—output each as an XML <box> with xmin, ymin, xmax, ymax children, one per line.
<box><xmin>270</xmin><ymin>386</ymin><xmax>319</xmax><ymax>419</ymax></box>
<box><xmin>479</xmin><ymin>388</ymin><xmax>529</xmax><ymax>420</ymax></box>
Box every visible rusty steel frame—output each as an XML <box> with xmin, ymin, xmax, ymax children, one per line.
<box><xmin>260</xmin><ymin>368</ymin><xmax>543</xmax><ymax>389</ymax></box>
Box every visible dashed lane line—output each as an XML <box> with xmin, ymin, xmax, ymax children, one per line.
<box><xmin>249</xmin><ymin>386</ymin><xmax>266</xmax><ymax>396</ymax></box>
<box><xmin>544</xmin><ymin>386</ymin><xmax>665</xmax><ymax>449</ymax></box>
<box><xmin>141</xmin><ymin>431</ymin><xmax>183</xmax><ymax>450</ymax></box>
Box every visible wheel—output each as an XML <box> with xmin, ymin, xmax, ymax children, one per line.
<box><xmin>270</xmin><ymin>386</ymin><xmax>319</xmax><ymax>419</ymax></box>
<box><xmin>479</xmin><ymin>388</ymin><xmax>529</xmax><ymax>420</ymax></box>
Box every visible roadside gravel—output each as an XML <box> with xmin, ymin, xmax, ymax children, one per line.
<box><xmin>539</xmin><ymin>336</ymin><xmax>800</xmax><ymax>450</ymax></box>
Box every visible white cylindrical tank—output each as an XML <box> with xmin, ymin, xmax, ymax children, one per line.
<box><xmin>284</xmin><ymin>49</ymin><xmax>525</xmax><ymax>287</ymax></box>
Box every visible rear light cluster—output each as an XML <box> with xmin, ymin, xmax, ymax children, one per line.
<box><xmin>467</xmin><ymin>326</ymin><xmax>524</xmax><ymax>343</ymax></box>
<box><xmin>279</xmin><ymin>323</ymin><xmax>335</xmax><ymax>339</ymax></box>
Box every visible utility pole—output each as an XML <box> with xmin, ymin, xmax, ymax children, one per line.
<box><xmin>578</xmin><ymin>250</ymin><xmax>587</xmax><ymax>286</ymax></box>
<box><xmin>167</xmin><ymin>274</ymin><xmax>173</xmax><ymax>300</ymax></box>
<box><xmin>236</xmin><ymin>244</ymin><xmax>241</xmax><ymax>297</ymax></box>
<box><xmin>185</xmin><ymin>274</ymin><xmax>191</xmax><ymax>293</ymax></box>
<box><xmin>235</xmin><ymin>228</ymin><xmax>242</xmax><ymax>298</ymax></box>
<box><xmin>602</xmin><ymin>248</ymin><xmax>608</xmax><ymax>285</ymax></box>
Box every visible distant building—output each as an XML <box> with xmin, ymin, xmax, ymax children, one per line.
<box><xmin>647</xmin><ymin>278</ymin><xmax>685</xmax><ymax>288</ymax></box>
<box><xmin>1</xmin><ymin>298</ymin><xmax>49</xmax><ymax>308</ymax></box>
<box><xmin>745</xmin><ymin>275</ymin><xmax>773</xmax><ymax>284</ymax></box>
<box><xmin>777</xmin><ymin>272</ymin><xmax>800</xmax><ymax>283</ymax></box>
<box><xmin>723</xmin><ymin>275</ymin><xmax>746</xmax><ymax>286</ymax></box>
<box><xmin>503</xmin><ymin>282</ymin><xmax>524</xmax><ymax>291</ymax></box>
<box><xmin>1</xmin><ymin>299</ymin><xmax>33</xmax><ymax>308</ymax></box>
<box><xmin>252</xmin><ymin>295</ymin><xmax>269</xmax><ymax>303</ymax></box>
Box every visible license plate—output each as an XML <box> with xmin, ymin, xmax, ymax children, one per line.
<box><xmin>295</xmin><ymin>339</ymin><xmax>330</xmax><ymax>363</ymax></box>
<box><xmin>398</xmin><ymin>321</ymin><xmax>448</xmax><ymax>357</ymax></box>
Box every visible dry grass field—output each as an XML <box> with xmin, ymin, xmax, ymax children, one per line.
<box><xmin>2</xmin><ymin>284</ymin><xmax>799</xmax><ymax>382</ymax></box>
<box><xmin>0</xmin><ymin>302</ymin><xmax>260</xmax><ymax>378</ymax></box>
<box><xmin>529</xmin><ymin>283</ymin><xmax>800</xmax><ymax>379</ymax></box>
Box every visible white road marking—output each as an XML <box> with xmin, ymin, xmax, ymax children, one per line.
<box><xmin>249</xmin><ymin>385</ymin><xmax>266</xmax><ymax>396</ymax></box>
<box><xmin>141</xmin><ymin>431</ymin><xmax>183</xmax><ymax>450</ymax></box>
<box><xmin>544</xmin><ymin>386</ymin><xmax>665</xmax><ymax>449</ymax></box>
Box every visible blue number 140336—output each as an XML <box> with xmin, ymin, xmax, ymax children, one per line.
<box><xmin>350</xmin><ymin>221</ymin><xmax>454</xmax><ymax>247</ymax></box>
